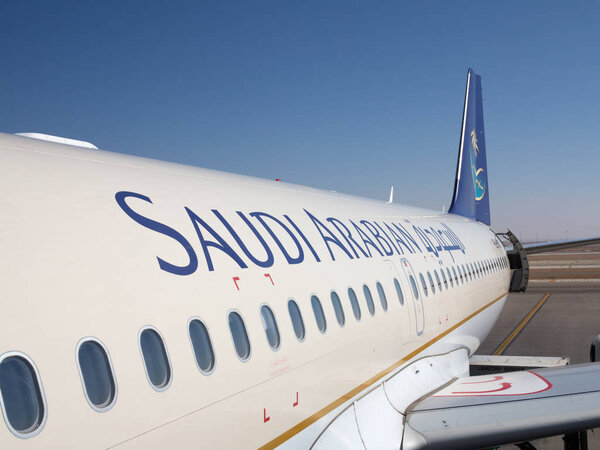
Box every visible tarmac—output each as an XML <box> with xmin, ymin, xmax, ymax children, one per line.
<box><xmin>475</xmin><ymin>244</ymin><xmax>600</xmax><ymax>449</ymax></box>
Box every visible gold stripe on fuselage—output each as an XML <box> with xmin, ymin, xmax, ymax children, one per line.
<box><xmin>260</xmin><ymin>291</ymin><xmax>508</xmax><ymax>449</ymax></box>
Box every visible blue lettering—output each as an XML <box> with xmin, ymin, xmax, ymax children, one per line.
<box><xmin>350</xmin><ymin>220</ymin><xmax>383</xmax><ymax>257</ymax></box>
<box><xmin>285</xmin><ymin>215</ymin><xmax>321</xmax><ymax>262</ymax></box>
<box><xmin>360</xmin><ymin>220</ymin><xmax>394</xmax><ymax>256</ymax></box>
<box><xmin>251</xmin><ymin>212</ymin><xmax>304</xmax><ymax>265</ymax></box>
<box><xmin>212</xmin><ymin>210</ymin><xmax>274</xmax><ymax>268</ymax></box>
<box><xmin>327</xmin><ymin>217</ymin><xmax>368</xmax><ymax>258</ymax></box>
<box><xmin>305</xmin><ymin>209</ymin><xmax>353</xmax><ymax>261</ymax></box>
<box><xmin>186</xmin><ymin>208</ymin><xmax>247</xmax><ymax>271</ymax></box>
<box><xmin>115</xmin><ymin>191</ymin><xmax>198</xmax><ymax>276</ymax></box>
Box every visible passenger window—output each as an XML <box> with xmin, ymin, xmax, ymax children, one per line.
<box><xmin>409</xmin><ymin>275</ymin><xmax>419</xmax><ymax>299</ymax></box>
<box><xmin>288</xmin><ymin>300</ymin><xmax>305</xmax><ymax>341</ymax></box>
<box><xmin>458</xmin><ymin>267</ymin><xmax>464</xmax><ymax>284</ymax></box>
<box><xmin>140</xmin><ymin>328</ymin><xmax>172</xmax><ymax>390</ymax></box>
<box><xmin>189</xmin><ymin>319</ymin><xmax>215</xmax><ymax>374</ymax></box>
<box><xmin>331</xmin><ymin>291</ymin><xmax>345</xmax><ymax>326</ymax></box>
<box><xmin>462</xmin><ymin>264</ymin><xmax>468</xmax><ymax>282</ymax></box>
<box><xmin>311</xmin><ymin>295</ymin><xmax>327</xmax><ymax>333</ymax></box>
<box><xmin>452</xmin><ymin>267</ymin><xmax>458</xmax><ymax>284</ymax></box>
<box><xmin>348</xmin><ymin>288</ymin><xmax>362</xmax><ymax>320</ymax></box>
<box><xmin>434</xmin><ymin>270</ymin><xmax>442</xmax><ymax>291</ymax></box>
<box><xmin>427</xmin><ymin>271</ymin><xmax>436</xmax><ymax>294</ymax></box>
<box><xmin>228</xmin><ymin>311</ymin><xmax>251</xmax><ymax>361</ymax></box>
<box><xmin>0</xmin><ymin>354</ymin><xmax>45</xmax><ymax>436</ymax></box>
<box><xmin>260</xmin><ymin>305</ymin><xmax>281</xmax><ymax>350</ymax></box>
<box><xmin>447</xmin><ymin>268</ymin><xmax>453</xmax><ymax>287</ymax></box>
<box><xmin>77</xmin><ymin>339</ymin><xmax>117</xmax><ymax>410</ymax></box>
<box><xmin>363</xmin><ymin>285</ymin><xmax>375</xmax><ymax>315</ymax></box>
<box><xmin>394</xmin><ymin>278</ymin><xmax>405</xmax><ymax>305</ymax></box>
<box><xmin>419</xmin><ymin>273</ymin><xmax>428</xmax><ymax>297</ymax></box>
<box><xmin>376</xmin><ymin>282</ymin><xmax>388</xmax><ymax>311</ymax></box>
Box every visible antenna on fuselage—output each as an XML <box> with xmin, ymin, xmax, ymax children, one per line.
<box><xmin>386</xmin><ymin>186</ymin><xmax>394</xmax><ymax>204</ymax></box>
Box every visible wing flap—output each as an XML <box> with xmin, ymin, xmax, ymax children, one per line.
<box><xmin>403</xmin><ymin>363</ymin><xmax>600</xmax><ymax>449</ymax></box>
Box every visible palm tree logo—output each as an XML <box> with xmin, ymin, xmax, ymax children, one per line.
<box><xmin>470</xmin><ymin>129</ymin><xmax>486</xmax><ymax>201</ymax></box>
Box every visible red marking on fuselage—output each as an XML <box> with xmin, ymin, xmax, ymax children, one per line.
<box><xmin>264</xmin><ymin>408</ymin><xmax>270</xmax><ymax>423</ymax></box>
<box><xmin>264</xmin><ymin>273</ymin><xmax>274</xmax><ymax>285</ymax></box>
<box><xmin>233</xmin><ymin>277</ymin><xmax>241</xmax><ymax>290</ymax></box>
<box><xmin>293</xmin><ymin>392</ymin><xmax>299</xmax><ymax>407</ymax></box>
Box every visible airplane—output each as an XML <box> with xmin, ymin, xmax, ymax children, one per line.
<box><xmin>0</xmin><ymin>69</ymin><xmax>599</xmax><ymax>449</ymax></box>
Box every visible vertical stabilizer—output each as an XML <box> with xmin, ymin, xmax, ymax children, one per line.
<box><xmin>449</xmin><ymin>69</ymin><xmax>490</xmax><ymax>225</ymax></box>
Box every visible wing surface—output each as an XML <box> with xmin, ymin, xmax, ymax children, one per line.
<box><xmin>522</xmin><ymin>236</ymin><xmax>600</xmax><ymax>255</ymax></box>
<box><xmin>403</xmin><ymin>363</ymin><xmax>600</xmax><ymax>449</ymax></box>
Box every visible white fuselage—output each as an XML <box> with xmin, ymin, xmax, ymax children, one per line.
<box><xmin>0</xmin><ymin>133</ymin><xmax>510</xmax><ymax>448</ymax></box>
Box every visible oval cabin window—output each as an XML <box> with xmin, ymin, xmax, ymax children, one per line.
<box><xmin>394</xmin><ymin>278</ymin><xmax>405</xmax><ymax>305</ymax></box>
<box><xmin>331</xmin><ymin>291</ymin><xmax>345</xmax><ymax>326</ymax></box>
<box><xmin>409</xmin><ymin>275</ymin><xmax>419</xmax><ymax>299</ymax></box>
<box><xmin>363</xmin><ymin>285</ymin><xmax>375</xmax><ymax>315</ymax></box>
<box><xmin>288</xmin><ymin>300</ymin><xmax>305</xmax><ymax>341</ymax></box>
<box><xmin>0</xmin><ymin>354</ymin><xmax>45</xmax><ymax>436</ymax></box>
<box><xmin>427</xmin><ymin>272</ymin><xmax>436</xmax><ymax>294</ymax></box>
<box><xmin>376</xmin><ymin>282</ymin><xmax>388</xmax><ymax>311</ymax></box>
<box><xmin>228</xmin><ymin>312</ymin><xmax>251</xmax><ymax>361</ymax></box>
<box><xmin>311</xmin><ymin>295</ymin><xmax>327</xmax><ymax>333</ymax></box>
<box><xmin>189</xmin><ymin>319</ymin><xmax>215</xmax><ymax>374</ymax></box>
<box><xmin>419</xmin><ymin>273</ymin><xmax>428</xmax><ymax>297</ymax></box>
<box><xmin>140</xmin><ymin>328</ymin><xmax>172</xmax><ymax>390</ymax></box>
<box><xmin>77</xmin><ymin>339</ymin><xmax>117</xmax><ymax>411</ymax></box>
<box><xmin>348</xmin><ymin>288</ymin><xmax>361</xmax><ymax>320</ymax></box>
<box><xmin>260</xmin><ymin>305</ymin><xmax>281</xmax><ymax>350</ymax></box>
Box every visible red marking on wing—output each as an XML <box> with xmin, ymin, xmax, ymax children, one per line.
<box><xmin>233</xmin><ymin>277</ymin><xmax>240</xmax><ymax>290</ymax></box>
<box><xmin>263</xmin><ymin>408</ymin><xmax>270</xmax><ymax>423</ymax></box>
<box><xmin>528</xmin><ymin>371</ymin><xmax>553</xmax><ymax>392</ymax></box>
<box><xmin>453</xmin><ymin>382</ymin><xmax>512</xmax><ymax>395</ymax></box>
<box><xmin>462</xmin><ymin>375</ymin><xmax>503</xmax><ymax>384</ymax></box>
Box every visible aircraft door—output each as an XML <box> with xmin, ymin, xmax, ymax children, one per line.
<box><xmin>399</xmin><ymin>258</ymin><xmax>425</xmax><ymax>335</ymax></box>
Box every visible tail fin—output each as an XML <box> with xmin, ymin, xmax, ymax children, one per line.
<box><xmin>449</xmin><ymin>69</ymin><xmax>490</xmax><ymax>225</ymax></box>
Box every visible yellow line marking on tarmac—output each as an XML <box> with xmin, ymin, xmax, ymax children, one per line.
<box><xmin>493</xmin><ymin>292</ymin><xmax>552</xmax><ymax>356</ymax></box>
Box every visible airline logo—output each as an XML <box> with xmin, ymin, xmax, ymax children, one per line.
<box><xmin>115</xmin><ymin>191</ymin><xmax>468</xmax><ymax>276</ymax></box>
<box><xmin>433</xmin><ymin>371</ymin><xmax>552</xmax><ymax>397</ymax></box>
<box><xmin>470</xmin><ymin>129</ymin><xmax>486</xmax><ymax>201</ymax></box>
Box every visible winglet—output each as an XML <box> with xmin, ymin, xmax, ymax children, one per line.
<box><xmin>448</xmin><ymin>69</ymin><xmax>490</xmax><ymax>225</ymax></box>
<box><xmin>387</xmin><ymin>186</ymin><xmax>394</xmax><ymax>204</ymax></box>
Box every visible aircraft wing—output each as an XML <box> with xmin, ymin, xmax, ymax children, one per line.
<box><xmin>521</xmin><ymin>236</ymin><xmax>600</xmax><ymax>255</ymax></box>
<box><xmin>402</xmin><ymin>363</ymin><xmax>600</xmax><ymax>449</ymax></box>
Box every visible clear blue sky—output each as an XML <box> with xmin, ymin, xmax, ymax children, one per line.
<box><xmin>2</xmin><ymin>1</ymin><xmax>598</xmax><ymax>240</ymax></box>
